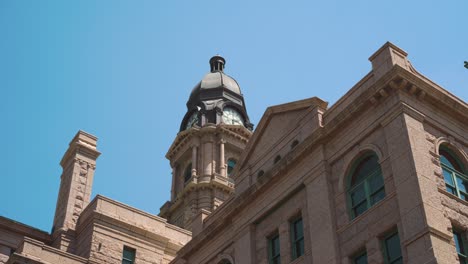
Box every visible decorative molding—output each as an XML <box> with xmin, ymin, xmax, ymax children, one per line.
<box><xmin>434</xmin><ymin>137</ymin><xmax>468</xmax><ymax>170</ymax></box>
<box><xmin>167</xmin><ymin>125</ymin><xmax>251</xmax><ymax>160</ymax></box>
<box><xmin>217</xmin><ymin>254</ymin><xmax>235</xmax><ymax>264</ymax></box>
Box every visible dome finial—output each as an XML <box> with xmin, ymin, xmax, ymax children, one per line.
<box><xmin>209</xmin><ymin>55</ymin><xmax>225</xmax><ymax>72</ymax></box>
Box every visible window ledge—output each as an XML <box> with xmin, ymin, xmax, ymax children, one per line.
<box><xmin>438</xmin><ymin>187</ymin><xmax>468</xmax><ymax>208</ymax></box>
<box><xmin>290</xmin><ymin>255</ymin><xmax>305</xmax><ymax>264</ymax></box>
<box><xmin>337</xmin><ymin>191</ymin><xmax>397</xmax><ymax>234</ymax></box>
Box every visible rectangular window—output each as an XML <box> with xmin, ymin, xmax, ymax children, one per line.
<box><xmin>353</xmin><ymin>251</ymin><xmax>368</xmax><ymax>264</ymax></box>
<box><xmin>443</xmin><ymin>166</ymin><xmax>468</xmax><ymax>201</ymax></box>
<box><xmin>290</xmin><ymin>217</ymin><xmax>304</xmax><ymax>260</ymax></box>
<box><xmin>122</xmin><ymin>246</ymin><xmax>136</xmax><ymax>264</ymax></box>
<box><xmin>456</xmin><ymin>174</ymin><xmax>468</xmax><ymax>201</ymax></box>
<box><xmin>383</xmin><ymin>231</ymin><xmax>403</xmax><ymax>264</ymax></box>
<box><xmin>268</xmin><ymin>234</ymin><xmax>281</xmax><ymax>264</ymax></box>
<box><xmin>443</xmin><ymin>168</ymin><xmax>457</xmax><ymax>195</ymax></box>
<box><xmin>453</xmin><ymin>229</ymin><xmax>468</xmax><ymax>264</ymax></box>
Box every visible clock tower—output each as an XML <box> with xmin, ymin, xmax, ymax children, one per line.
<box><xmin>160</xmin><ymin>55</ymin><xmax>253</xmax><ymax>231</ymax></box>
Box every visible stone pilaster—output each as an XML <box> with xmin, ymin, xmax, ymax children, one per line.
<box><xmin>383</xmin><ymin>112</ymin><xmax>455</xmax><ymax>263</ymax></box>
<box><xmin>219</xmin><ymin>139</ymin><xmax>226</xmax><ymax>176</ymax></box>
<box><xmin>191</xmin><ymin>145</ymin><xmax>197</xmax><ymax>177</ymax></box>
<box><xmin>171</xmin><ymin>166</ymin><xmax>177</xmax><ymax>201</ymax></box>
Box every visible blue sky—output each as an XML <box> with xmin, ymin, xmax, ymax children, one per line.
<box><xmin>1</xmin><ymin>1</ymin><xmax>466</xmax><ymax>232</ymax></box>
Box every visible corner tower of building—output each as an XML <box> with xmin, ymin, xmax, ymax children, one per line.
<box><xmin>160</xmin><ymin>55</ymin><xmax>253</xmax><ymax>231</ymax></box>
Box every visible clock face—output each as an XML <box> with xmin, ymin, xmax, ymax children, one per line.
<box><xmin>222</xmin><ymin>107</ymin><xmax>244</xmax><ymax>126</ymax></box>
<box><xmin>186</xmin><ymin>112</ymin><xmax>198</xmax><ymax>130</ymax></box>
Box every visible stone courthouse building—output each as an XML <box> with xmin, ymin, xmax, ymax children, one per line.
<box><xmin>1</xmin><ymin>42</ymin><xmax>467</xmax><ymax>264</ymax></box>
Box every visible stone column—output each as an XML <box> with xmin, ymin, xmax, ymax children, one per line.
<box><xmin>171</xmin><ymin>165</ymin><xmax>177</xmax><ymax>200</ymax></box>
<box><xmin>219</xmin><ymin>139</ymin><xmax>226</xmax><ymax>176</ymax></box>
<box><xmin>203</xmin><ymin>140</ymin><xmax>213</xmax><ymax>176</ymax></box>
<box><xmin>215</xmin><ymin>107</ymin><xmax>223</xmax><ymax>124</ymax></box>
<box><xmin>191</xmin><ymin>145</ymin><xmax>197</xmax><ymax>177</ymax></box>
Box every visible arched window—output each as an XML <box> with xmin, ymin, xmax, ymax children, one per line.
<box><xmin>347</xmin><ymin>153</ymin><xmax>385</xmax><ymax>219</ymax></box>
<box><xmin>184</xmin><ymin>163</ymin><xmax>192</xmax><ymax>183</ymax></box>
<box><xmin>440</xmin><ymin>146</ymin><xmax>467</xmax><ymax>200</ymax></box>
<box><xmin>291</xmin><ymin>140</ymin><xmax>299</xmax><ymax>149</ymax></box>
<box><xmin>227</xmin><ymin>159</ymin><xmax>237</xmax><ymax>176</ymax></box>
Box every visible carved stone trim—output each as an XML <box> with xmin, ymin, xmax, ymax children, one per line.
<box><xmin>217</xmin><ymin>254</ymin><xmax>235</xmax><ymax>264</ymax></box>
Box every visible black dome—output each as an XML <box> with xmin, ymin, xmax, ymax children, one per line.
<box><xmin>190</xmin><ymin>71</ymin><xmax>242</xmax><ymax>97</ymax></box>
<box><xmin>180</xmin><ymin>55</ymin><xmax>253</xmax><ymax>131</ymax></box>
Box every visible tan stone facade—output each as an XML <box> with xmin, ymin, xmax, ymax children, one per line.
<box><xmin>171</xmin><ymin>43</ymin><xmax>467</xmax><ymax>264</ymax></box>
<box><xmin>0</xmin><ymin>42</ymin><xmax>466</xmax><ymax>264</ymax></box>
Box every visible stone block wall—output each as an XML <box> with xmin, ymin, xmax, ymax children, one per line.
<box><xmin>75</xmin><ymin>195</ymin><xmax>191</xmax><ymax>264</ymax></box>
<box><xmin>254</xmin><ymin>188</ymin><xmax>309</xmax><ymax>264</ymax></box>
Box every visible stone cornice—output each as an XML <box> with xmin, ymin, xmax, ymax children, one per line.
<box><xmin>216</xmin><ymin>125</ymin><xmax>252</xmax><ymax>142</ymax></box>
<box><xmin>163</xmin><ymin>176</ymin><xmax>235</xmax><ymax>215</ymax></box>
<box><xmin>12</xmin><ymin>236</ymin><xmax>93</xmax><ymax>264</ymax></box>
<box><xmin>61</xmin><ymin>142</ymin><xmax>101</xmax><ymax>167</ymax></box>
<box><xmin>166</xmin><ymin>124</ymin><xmax>251</xmax><ymax>160</ymax></box>
<box><xmin>60</xmin><ymin>131</ymin><xmax>101</xmax><ymax>167</ymax></box>
<box><xmin>91</xmin><ymin>214</ymin><xmax>187</xmax><ymax>251</ymax></box>
<box><xmin>396</xmin><ymin>67</ymin><xmax>467</xmax><ymax>122</ymax></box>
<box><xmin>0</xmin><ymin>216</ymin><xmax>51</xmax><ymax>244</ymax></box>
<box><xmin>166</xmin><ymin>130</ymin><xmax>193</xmax><ymax>160</ymax></box>
<box><xmin>322</xmin><ymin>65</ymin><xmax>467</xmax><ymax>144</ymax></box>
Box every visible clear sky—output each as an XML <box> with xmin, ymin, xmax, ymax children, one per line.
<box><xmin>1</xmin><ymin>0</ymin><xmax>466</xmax><ymax>232</ymax></box>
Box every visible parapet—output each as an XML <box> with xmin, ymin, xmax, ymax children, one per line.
<box><xmin>369</xmin><ymin>41</ymin><xmax>411</xmax><ymax>79</ymax></box>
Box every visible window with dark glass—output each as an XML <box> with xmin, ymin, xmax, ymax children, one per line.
<box><xmin>440</xmin><ymin>147</ymin><xmax>467</xmax><ymax>201</ymax></box>
<box><xmin>453</xmin><ymin>229</ymin><xmax>467</xmax><ymax>264</ymax></box>
<box><xmin>383</xmin><ymin>231</ymin><xmax>402</xmax><ymax>264</ymax></box>
<box><xmin>291</xmin><ymin>140</ymin><xmax>299</xmax><ymax>149</ymax></box>
<box><xmin>227</xmin><ymin>159</ymin><xmax>236</xmax><ymax>176</ymax></box>
<box><xmin>348</xmin><ymin>153</ymin><xmax>385</xmax><ymax>219</ymax></box>
<box><xmin>353</xmin><ymin>251</ymin><xmax>368</xmax><ymax>264</ymax></box>
<box><xmin>122</xmin><ymin>246</ymin><xmax>136</xmax><ymax>264</ymax></box>
<box><xmin>290</xmin><ymin>217</ymin><xmax>304</xmax><ymax>260</ymax></box>
<box><xmin>184</xmin><ymin>163</ymin><xmax>192</xmax><ymax>183</ymax></box>
<box><xmin>268</xmin><ymin>233</ymin><xmax>281</xmax><ymax>264</ymax></box>
<box><xmin>274</xmin><ymin>155</ymin><xmax>281</xmax><ymax>164</ymax></box>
